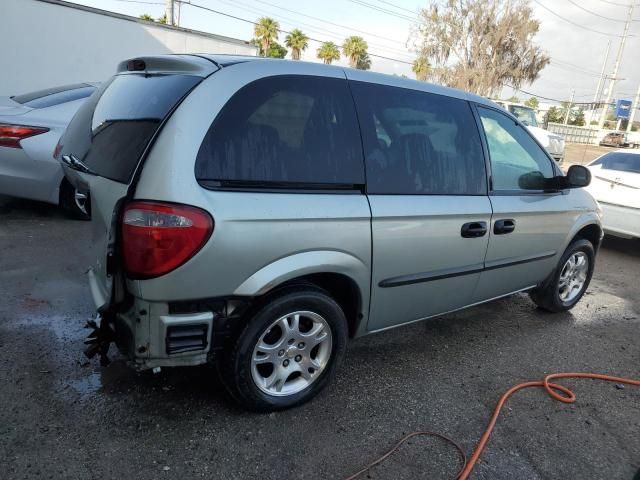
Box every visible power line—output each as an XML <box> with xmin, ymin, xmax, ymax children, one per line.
<box><xmin>595</xmin><ymin>0</ymin><xmax>640</xmax><ymax>7</ymax></box>
<box><xmin>113</xmin><ymin>0</ymin><xmax>164</xmax><ymax>4</ymax></box>
<box><xmin>567</xmin><ymin>0</ymin><xmax>640</xmax><ymax>22</ymax></box>
<box><xmin>346</xmin><ymin>0</ymin><xmax>418</xmax><ymax>23</ymax></box>
<box><xmin>532</xmin><ymin>0</ymin><xmax>629</xmax><ymax>37</ymax></box>
<box><xmin>504</xmin><ymin>85</ymin><xmax>603</xmax><ymax>104</ymax></box>
<box><xmin>211</xmin><ymin>0</ymin><xmax>415</xmax><ymax>59</ymax></box>
<box><xmin>251</xmin><ymin>0</ymin><xmax>408</xmax><ymax>46</ymax></box>
<box><xmin>181</xmin><ymin>0</ymin><xmax>415</xmax><ymax>65</ymax></box>
<box><xmin>369</xmin><ymin>0</ymin><xmax>419</xmax><ymax>16</ymax></box>
<box><xmin>548</xmin><ymin>61</ymin><xmax>602</xmax><ymax>78</ymax></box>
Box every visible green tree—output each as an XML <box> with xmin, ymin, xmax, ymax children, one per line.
<box><xmin>157</xmin><ymin>13</ymin><xmax>167</xmax><ymax>24</ymax></box>
<box><xmin>412</xmin><ymin>56</ymin><xmax>430</xmax><ymax>81</ymax></box>
<box><xmin>342</xmin><ymin>36</ymin><xmax>369</xmax><ymax>69</ymax></box>
<box><xmin>412</xmin><ymin>0</ymin><xmax>549</xmax><ymax>96</ymax></box>
<box><xmin>284</xmin><ymin>29</ymin><xmax>309</xmax><ymax>60</ymax></box>
<box><xmin>139</xmin><ymin>13</ymin><xmax>154</xmax><ymax>21</ymax></box>
<box><xmin>546</xmin><ymin>106</ymin><xmax>563</xmax><ymax>123</ymax></box>
<box><xmin>524</xmin><ymin>97</ymin><xmax>539</xmax><ymax>109</ymax></box>
<box><xmin>506</xmin><ymin>96</ymin><xmax>520</xmax><ymax>103</ymax></box>
<box><xmin>317</xmin><ymin>41</ymin><xmax>341</xmax><ymax>64</ymax></box>
<box><xmin>254</xmin><ymin>17</ymin><xmax>280</xmax><ymax>57</ymax></box>
<box><xmin>266</xmin><ymin>42</ymin><xmax>287</xmax><ymax>59</ymax></box>
<box><xmin>356</xmin><ymin>52</ymin><xmax>371</xmax><ymax>70</ymax></box>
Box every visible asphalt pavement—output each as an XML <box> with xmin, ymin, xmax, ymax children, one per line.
<box><xmin>1</xmin><ymin>183</ymin><xmax>639</xmax><ymax>479</ymax></box>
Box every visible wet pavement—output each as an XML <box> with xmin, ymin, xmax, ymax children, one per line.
<box><xmin>0</xmin><ymin>195</ymin><xmax>639</xmax><ymax>480</ymax></box>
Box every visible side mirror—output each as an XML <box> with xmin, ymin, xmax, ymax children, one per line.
<box><xmin>565</xmin><ymin>165</ymin><xmax>591</xmax><ymax>188</ymax></box>
<box><xmin>518</xmin><ymin>171</ymin><xmax>547</xmax><ymax>190</ymax></box>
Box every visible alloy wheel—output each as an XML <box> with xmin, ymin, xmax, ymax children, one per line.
<box><xmin>251</xmin><ymin>311</ymin><xmax>332</xmax><ymax>396</ymax></box>
<box><xmin>73</xmin><ymin>189</ymin><xmax>88</xmax><ymax>215</ymax></box>
<box><xmin>558</xmin><ymin>252</ymin><xmax>589</xmax><ymax>303</ymax></box>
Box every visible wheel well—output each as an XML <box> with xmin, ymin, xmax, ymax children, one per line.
<box><xmin>58</xmin><ymin>177</ymin><xmax>71</xmax><ymax>203</ymax></box>
<box><xmin>271</xmin><ymin>273</ymin><xmax>363</xmax><ymax>338</ymax></box>
<box><xmin>573</xmin><ymin>224</ymin><xmax>602</xmax><ymax>250</ymax></box>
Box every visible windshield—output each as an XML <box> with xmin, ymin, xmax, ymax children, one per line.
<box><xmin>508</xmin><ymin>105</ymin><xmax>539</xmax><ymax>127</ymax></box>
<box><xmin>591</xmin><ymin>152</ymin><xmax>640</xmax><ymax>174</ymax></box>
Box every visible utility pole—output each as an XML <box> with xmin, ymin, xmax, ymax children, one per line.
<box><xmin>591</xmin><ymin>40</ymin><xmax>611</xmax><ymax>125</ymax></box>
<box><xmin>598</xmin><ymin>3</ymin><xmax>634</xmax><ymax>128</ymax></box>
<box><xmin>165</xmin><ymin>0</ymin><xmax>174</xmax><ymax>26</ymax></box>
<box><xmin>564</xmin><ymin>89</ymin><xmax>575</xmax><ymax>125</ymax></box>
<box><xmin>627</xmin><ymin>83</ymin><xmax>640</xmax><ymax>133</ymax></box>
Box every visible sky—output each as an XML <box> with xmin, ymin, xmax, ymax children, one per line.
<box><xmin>73</xmin><ymin>0</ymin><xmax>640</xmax><ymax>105</ymax></box>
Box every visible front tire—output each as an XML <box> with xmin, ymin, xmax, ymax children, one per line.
<box><xmin>221</xmin><ymin>289</ymin><xmax>348</xmax><ymax>412</ymax></box>
<box><xmin>530</xmin><ymin>239</ymin><xmax>595</xmax><ymax>312</ymax></box>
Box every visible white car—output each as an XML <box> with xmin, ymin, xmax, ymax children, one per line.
<box><xmin>586</xmin><ymin>149</ymin><xmax>640</xmax><ymax>239</ymax></box>
<box><xmin>0</xmin><ymin>83</ymin><xmax>98</xmax><ymax>219</ymax></box>
<box><xmin>494</xmin><ymin>101</ymin><xmax>565</xmax><ymax>162</ymax></box>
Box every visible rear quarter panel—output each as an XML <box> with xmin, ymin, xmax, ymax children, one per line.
<box><xmin>130</xmin><ymin>61</ymin><xmax>372</xmax><ymax>323</ymax></box>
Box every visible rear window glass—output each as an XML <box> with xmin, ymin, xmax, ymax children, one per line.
<box><xmin>350</xmin><ymin>81</ymin><xmax>486</xmax><ymax>195</ymax></box>
<box><xmin>591</xmin><ymin>152</ymin><xmax>640</xmax><ymax>173</ymax></box>
<box><xmin>59</xmin><ymin>74</ymin><xmax>200</xmax><ymax>183</ymax></box>
<box><xmin>195</xmin><ymin>75</ymin><xmax>364</xmax><ymax>188</ymax></box>
<box><xmin>12</xmin><ymin>84</ymin><xmax>96</xmax><ymax>108</ymax></box>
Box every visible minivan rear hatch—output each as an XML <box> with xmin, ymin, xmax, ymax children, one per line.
<box><xmin>58</xmin><ymin>55</ymin><xmax>218</xmax><ymax>310</ymax></box>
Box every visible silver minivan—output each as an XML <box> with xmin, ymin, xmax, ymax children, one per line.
<box><xmin>60</xmin><ymin>55</ymin><xmax>602</xmax><ymax>411</ymax></box>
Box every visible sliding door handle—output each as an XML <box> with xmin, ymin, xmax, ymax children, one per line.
<box><xmin>494</xmin><ymin>219</ymin><xmax>516</xmax><ymax>235</ymax></box>
<box><xmin>461</xmin><ymin>221</ymin><xmax>487</xmax><ymax>238</ymax></box>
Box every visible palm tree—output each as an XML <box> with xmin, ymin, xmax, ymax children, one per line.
<box><xmin>254</xmin><ymin>17</ymin><xmax>280</xmax><ymax>57</ymax></box>
<box><xmin>356</xmin><ymin>52</ymin><xmax>371</xmax><ymax>70</ymax></box>
<box><xmin>139</xmin><ymin>13</ymin><xmax>154</xmax><ymax>21</ymax></box>
<box><xmin>284</xmin><ymin>29</ymin><xmax>309</xmax><ymax>60</ymax></box>
<box><xmin>412</xmin><ymin>57</ymin><xmax>430</xmax><ymax>81</ymax></box>
<box><xmin>316</xmin><ymin>41</ymin><xmax>341</xmax><ymax>64</ymax></box>
<box><xmin>342</xmin><ymin>36</ymin><xmax>368</xmax><ymax>69</ymax></box>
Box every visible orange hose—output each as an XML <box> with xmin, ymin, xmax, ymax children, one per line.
<box><xmin>345</xmin><ymin>373</ymin><xmax>640</xmax><ymax>480</ymax></box>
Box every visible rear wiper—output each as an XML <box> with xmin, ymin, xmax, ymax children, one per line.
<box><xmin>61</xmin><ymin>154</ymin><xmax>97</xmax><ymax>175</ymax></box>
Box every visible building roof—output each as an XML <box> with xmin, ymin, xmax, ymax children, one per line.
<box><xmin>35</xmin><ymin>0</ymin><xmax>254</xmax><ymax>48</ymax></box>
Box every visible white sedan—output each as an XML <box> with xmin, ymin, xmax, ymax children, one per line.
<box><xmin>586</xmin><ymin>149</ymin><xmax>640</xmax><ymax>239</ymax></box>
<box><xmin>0</xmin><ymin>83</ymin><xmax>98</xmax><ymax>219</ymax></box>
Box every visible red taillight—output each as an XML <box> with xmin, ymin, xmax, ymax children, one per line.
<box><xmin>122</xmin><ymin>201</ymin><xmax>214</xmax><ymax>279</ymax></box>
<box><xmin>0</xmin><ymin>124</ymin><xmax>49</xmax><ymax>148</ymax></box>
<box><xmin>53</xmin><ymin>141</ymin><xmax>63</xmax><ymax>159</ymax></box>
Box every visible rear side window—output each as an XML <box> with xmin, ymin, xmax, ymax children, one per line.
<box><xmin>591</xmin><ymin>152</ymin><xmax>640</xmax><ymax>173</ymax></box>
<box><xmin>350</xmin><ymin>81</ymin><xmax>486</xmax><ymax>195</ymax></box>
<box><xmin>195</xmin><ymin>75</ymin><xmax>364</xmax><ymax>188</ymax></box>
<box><xmin>12</xmin><ymin>84</ymin><xmax>96</xmax><ymax>108</ymax></box>
<box><xmin>59</xmin><ymin>74</ymin><xmax>200</xmax><ymax>183</ymax></box>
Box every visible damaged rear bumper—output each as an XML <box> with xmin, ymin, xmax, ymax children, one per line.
<box><xmin>86</xmin><ymin>265</ymin><xmax>246</xmax><ymax>370</ymax></box>
<box><xmin>88</xmin><ymin>268</ymin><xmax>217</xmax><ymax>369</ymax></box>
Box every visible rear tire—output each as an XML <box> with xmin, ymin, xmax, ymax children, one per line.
<box><xmin>220</xmin><ymin>288</ymin><xmax>348</xmax><ymax>412</ymax></box>
<box><xmin>59</xmin><ymin>179</ymin><xmax>91</xmax><ymax>221</ymax></box>
<box><xmin>530</xmin><ymin>239</ymin><xmax>595</xmax><ymax>312</ymax></box>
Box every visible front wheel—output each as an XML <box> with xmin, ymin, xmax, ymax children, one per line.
<box><xmin>220</xmin><ymin>289</ymin><xmax>348</xmax><ymax>411</ymax></box>
<box><xmin>530</xmin><ymin>239</ymin><xmax>595</xmax><ymax>312</ymax></box>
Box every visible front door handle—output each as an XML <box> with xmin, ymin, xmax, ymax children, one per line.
<box><xmin>494</xmin><ymin>219</ymin><xmax>516</xmax><ymax>235</ymax></box>
<box><xmin>461</xmin><ymin>221</ymin><xmax>487</xmax><ymax>238</ymax></box>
